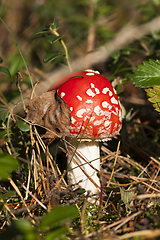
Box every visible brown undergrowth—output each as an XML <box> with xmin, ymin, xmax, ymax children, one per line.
<box><xmin>0</xmin><ymin>85</ymin><xmax>160</xmax><ymax>239</ymax></box>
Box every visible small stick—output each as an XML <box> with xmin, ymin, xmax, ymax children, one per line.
<box><xmin>21</xmin><ymin>183</ymin><xmax>48</xmax><ymax>211</ymax></box>
<box><xmin>35</xmin><ymin>141</ymin><xmax>46</xmax><ymax>192</ymax></box>
<box><xmin>16</xmin><ymin>71</ymin><xmax>26</xmax><ymax>111</ymax></box>
<box><xmin>107</xmin><ymin>140</ymin><xmax>121</xmax><ymax>187</ymax></box>
<box><xmin>8</xmin><ymin>177</ymin><xmax>35</xmax><ymax>222</ymax></box>
<box><xmin>80</xmin><ymin>196</ymin><xmax>88</xmax><ymax>235</ymax></box>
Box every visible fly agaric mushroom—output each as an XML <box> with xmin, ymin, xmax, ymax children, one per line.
<box><xmin>49</xmin><ymin>69</ymin><xmax>122</xmax><ymax>198</ymax></box>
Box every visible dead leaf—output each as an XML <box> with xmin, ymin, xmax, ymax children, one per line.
<box><xmin>25</xmin><ymin>90</ymin><xmax>71</xmax><ymax>142</ymax></box>
<box><xmin>120</xmin><ymin>187</ymin><xmax>136</xmax><ymax>209</ymax></box>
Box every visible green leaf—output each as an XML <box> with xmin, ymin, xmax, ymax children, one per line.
<box><xmin>1</xmin><ymin>191</ymin><xmax>15</xmax><ymax>200</ymax></box>
<box><xmin>0</xmin><ymin>105</ymin><xmax>9</xmax><ymax>120</ymax></box>
<box><xmin>16</xmin><ymin>120</ymin><xmax>30</xmax><ymax>132</ymax></box>
<box><xmin>43</xmin><ymin>53</ymin><xmax>63</xmax><ymax>63</ymax></box>
<box><xmin>0</xmin><ymin>153</ymin><xmax>19</xmax><ymax>180</ymax></box>
<box><xmin>0</xmin><ymin>219</ymin><xmax>39</xmax><ymax>240</ymax></box>
<box><xmin>45</xmin><ymin>226</ymin><xmax>67</xmax><ymax>240</ymax></box>
<box><xmin>111</xmin><ymin>50</ymin><xmax>120</xmax><ymax>64</ymax></box>
<box><xmin>0</xmin><ymin>66</ymin><xmax>11</xmax><ymax>77</ymax></box>
<box><xmin>77</xmin><ymin>188</ymin><xmax>86</xmax><ymax>194</ymax></box>
<box><xmin>14</xmin><ymin>219</ymin><xmax>33</xmax><ymax>232</ymax></box>
<box><xmin>45</xmin><ymin>34</ymin><xmax>61</xmax><ymax>44</ymax></box>
<box><xmin>9</xmin><ymin>54</ymin><xmax>24</xmax><ymax>76</ymax></box>
<box><xmin>131</xmin><ymin>59</ymin><xmax>160</xmax><ymax>88</ymax></box>
<box><xmin>31</xmin><ymin>27</ymin><xmax>49</xmax><ymax>39</ymax></box>
<box><xmin>145</xmin><ymin>85</ymin><xmax>160</xmax><ymax>112</ymax></box>
<box><xmin>48</xmin><ymin>20</ymin><xmax>59</xmax><ymax>31</ymax></box>
<box><xmin>0</xmin><ymin>191</ymin><xmax>15</xmax><ymax>205</ymax></box>
<box><xmin>40</xmin><ymin>205</ymin><xmax>79</xmax><ymax>230</ymax></box>
<box><xmin>120</xmin><ymin>187</ymin><xmax>136</xmax><ymax>209</ymax></box>
<box><xmin>0</xmin><ymin>129</ymin><xmax>12</xmax><ymax>139</ymax></box>
<box><xmin>0</xmin><ymin>56</ymin><xmax>3</xmax><ymax>64</ymax></box>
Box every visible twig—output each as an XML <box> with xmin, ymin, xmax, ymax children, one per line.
<box><xmin>35</xmin><ymin>141</ymin><xmax>46</xmax><ymax>192</ymax></box>
<box><xmin>107</xmin><ymin>140</ymin><xmax>121</xmax><ymax>187</ymax></box>
<box><xmin>133</xmin><ymin>193</ymin><xmax>160</xmax><ymax>200</ymax></box>
<box><xmin>21</xmin><ymin>183</ymin><xmax>48</xmax><ymax>211</ymax></box>
<box><xmin>30</xmin><ymin>80</ymin><xmax>39</xmax><ymax>99</ymax></box>
<box><xmin>80</xmin><ymin>196</ymin><xmax>88</xmax><ymax>235</ymax></box>
<box><xmin>46</xmin><ymin>146</ymin><xmax>51</xmax><ymax>211</ymax></box>
<box><xmin>16</xmin><ymin>71</ymin><xmax>26</xmax><ymax>111</ymax></box>
<box><xmin>33</xmin><ymin>126</ymin><xmax>67</xmax><ymax>186</ymax></box>
<box><xmin>4</xmin><ymin>203</ymin><xmax>17</xmax><ymax>219</ymax></box>
<box><xmin>119</xmin><ymin>229</ymin><xmax>160</xmax><ymax>239</ymax></box>
<box><xmin>130</xmin><ymin>176</ymin><xmax>160</xmax><ymax>193</ymax></box>
<box><xmin>8</xmin><ymin>177</ymin><xmax>35</xmax><ymax>222</ymax></box>
<box><xmin>64</xmin><ymin>144</ymin><xmax>111</xmax><ymax>181</ymax></box>
<box><xmin>53</xmin><ymin>170</ymin><xmax>67</xmax><ymax>190</ymax></box>
<box><xmin>76</xmin><ymin>210</ymin><xmax>142</xmax><ymax>240</ymax></box>
<box><xmin>114</xmin><ymin>210</ymin><xmax>142</xmax><ymax>231</ymax></box>
<box><xmin>13</xmin><ymin>16</ymin><xmax>160</xmax><ymax>113</ymax></box>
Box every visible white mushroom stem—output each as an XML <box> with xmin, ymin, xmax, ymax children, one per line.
<box><xmin>67</xmin><ymin>140</ymin><xmax>100</xmax><ymax>196</ymax></box>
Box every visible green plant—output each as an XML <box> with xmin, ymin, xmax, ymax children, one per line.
<box><xmin>31</xmin><ymin>21</ymin><xmax>71</xmax><ymax>71</ymax></box>
<box><xmin>0</xmin><ymin>205</ymin><xmax>79</xmax><ymax>240</ymax></box>
<box><xmin>1</xmin><ymin>1</ymin><xmax>160</xmax><ymax>239</ymax></box>
<box><xmin>0</xmin><ymin>56</ymin><xmax>11</xmax><ymax>77</ymax></box>
<box><xmin>131</xmin><ymin>59</ymin><xmax>160</xmax><ymax>112</ymax></box>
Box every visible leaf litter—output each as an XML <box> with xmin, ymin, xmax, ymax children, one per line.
<box><xmin>0</xmin><ymin>82</ymin><xmax>160</xmax><ymax>239</ymax></box>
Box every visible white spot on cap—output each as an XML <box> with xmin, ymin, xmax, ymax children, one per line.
<box><xmin>111</xmin><ymin>110</ymin><xmax>118</xmax><ymax>116</ymax></box>
<box><xmin>109</xmin><ymin>91</ymin><xmax>113</xmax><ymax>96</ymax></box>
<box><xmin>97</xmin><ymin>127</ymin><xmax>105</xmax><ymax>135</ymax></box>
<box><xmin>76</xmin><ymin>109</ymin><xmax>86</xmax><ymax>118</ymax></box>
<box><xmin>90</xmin><ymin>116</ymin><xmax>95</xmax><ymax>122</ymax></box>
<box><xmin>85</xmin><ymin>69</ymin><xmax>100</xmax><ymax>74</ymax></box>
<box><xmin>86</xmin><ymin>89</ymin><xmax>96</xmax><ymax>97</ymax></box>
<box><xmin>102</xmin><ymin>87</ymin><xmax>109</xmax><ymax>94</ymax></box>
<box><xmin>71</xmin><ymin>116</ymin><xmax>76</xmax><ymax>124</ymax></box>
<box><xmin>104</xmin><ymin>120</ymin><xmax>111</xmax><ymax>128</ymax></box>
<box><xmin>94</xmin><ymin>105</ymin><xmax>102</xmax><ymax>116</ymax></box>
<box><xmin>70</xmin><ymin>107</ymin><xmax>73</xmax><ymax>111</ymax></box>
<box><xmin>102</xmin><ymin>101</ymin><xmax>109</xmax><ymax>108</ymax></box>
<box><xmin>77</xmin><ymin>95</ymin><xmax>82</xmax><ymax>101</ymax></box>
<box><xmin>108</xmin><ymin>105</ymin><xmax>112</xmax><ymax>110</ymax></box>
<box><xmin>119</xmin><ymin>110</ymin><xmax>122</xmax><ymax>121</ymax></box>
<box><xmin>95</xmin><ymin>87</ymin><xmax>100</xmax><ymax>94</ymax></box>
<box><xmin>90</xmin><ymin>83</ymin><xmax>100</xmax><ymax>94</ymax></box>
<box><xmin>86</xmin><ymin>72</ymin><xmax>95</xmax><ymax>76</ymax></box>
<box><xmin>94</xmin><ymin>120</ymin><xmax>103</xmax><ymax>126</ymax></box>
<box><xmin>86</xmin><ymin>99</ymin><xmax>93</xmax><ymax>104</ymax></box>
<box><xmin>111</xmin><ymin>97</ymin><xmax>118</xmax><ymax>104</ymax></box>
<box><xmin>102</xmin><ymin>101</ymin><xmax>112</xmax><ymax>111</ymax></box>
<box><xmin>113</xmin><ymin>88</ymin><xmax>117</xmax><ymax>94</ymax></box>
<box><xmin>102</xmin><ymin>87</ymin><xmax>113</xmax><ymax>96</ymax></box>
<box><xmin>60</xmin><ymin>92</ymin><xmax>65</xmax><ymax>98</ymax></box>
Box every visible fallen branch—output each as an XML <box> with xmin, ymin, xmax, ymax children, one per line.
<box><xmin>12</xmin><ymin>16</ymin><xmax>160</xmax><ymax>112</ymax></box>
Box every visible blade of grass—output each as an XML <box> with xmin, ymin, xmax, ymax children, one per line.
<box><xmin>65</xmin><ymin>113</ymin><xmax>93</xmax><ymax>171</ymax></box>
<box><xmin>107</xmin><ymin>140</ymin><xmax>121</xmax><ymax>187</ymax></box>
<box><xmin>0</xmin><ymin>18</ymin><xmax>34</xmax><ymax>91</ymax></box>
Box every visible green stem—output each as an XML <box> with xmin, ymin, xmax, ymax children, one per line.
<box><xmin>0</xmin><ymin>17</ymin><xmax>34</xmax><ymax>90</ymax></box>
<box><xmin>49</xmin><ymin>27</ymin><xmax>72</xmax><ymax>72</ymax></box>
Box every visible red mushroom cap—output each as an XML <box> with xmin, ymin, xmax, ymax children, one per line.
<box><xmin>55</xmin><ymin>70</ymin><xmax>122</xmax><ymax>140</ymax></box>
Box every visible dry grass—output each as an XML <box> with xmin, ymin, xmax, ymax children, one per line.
<box><xmin>1</xmin><ymin>90</ymin><xmax>160</xmax><ymax>239</ymax></box>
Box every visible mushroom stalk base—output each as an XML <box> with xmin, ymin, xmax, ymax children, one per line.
<box><xmin>67</xmin><ymin>140</ymin><xmax>100</xmax><ymax>198</ymax></box>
